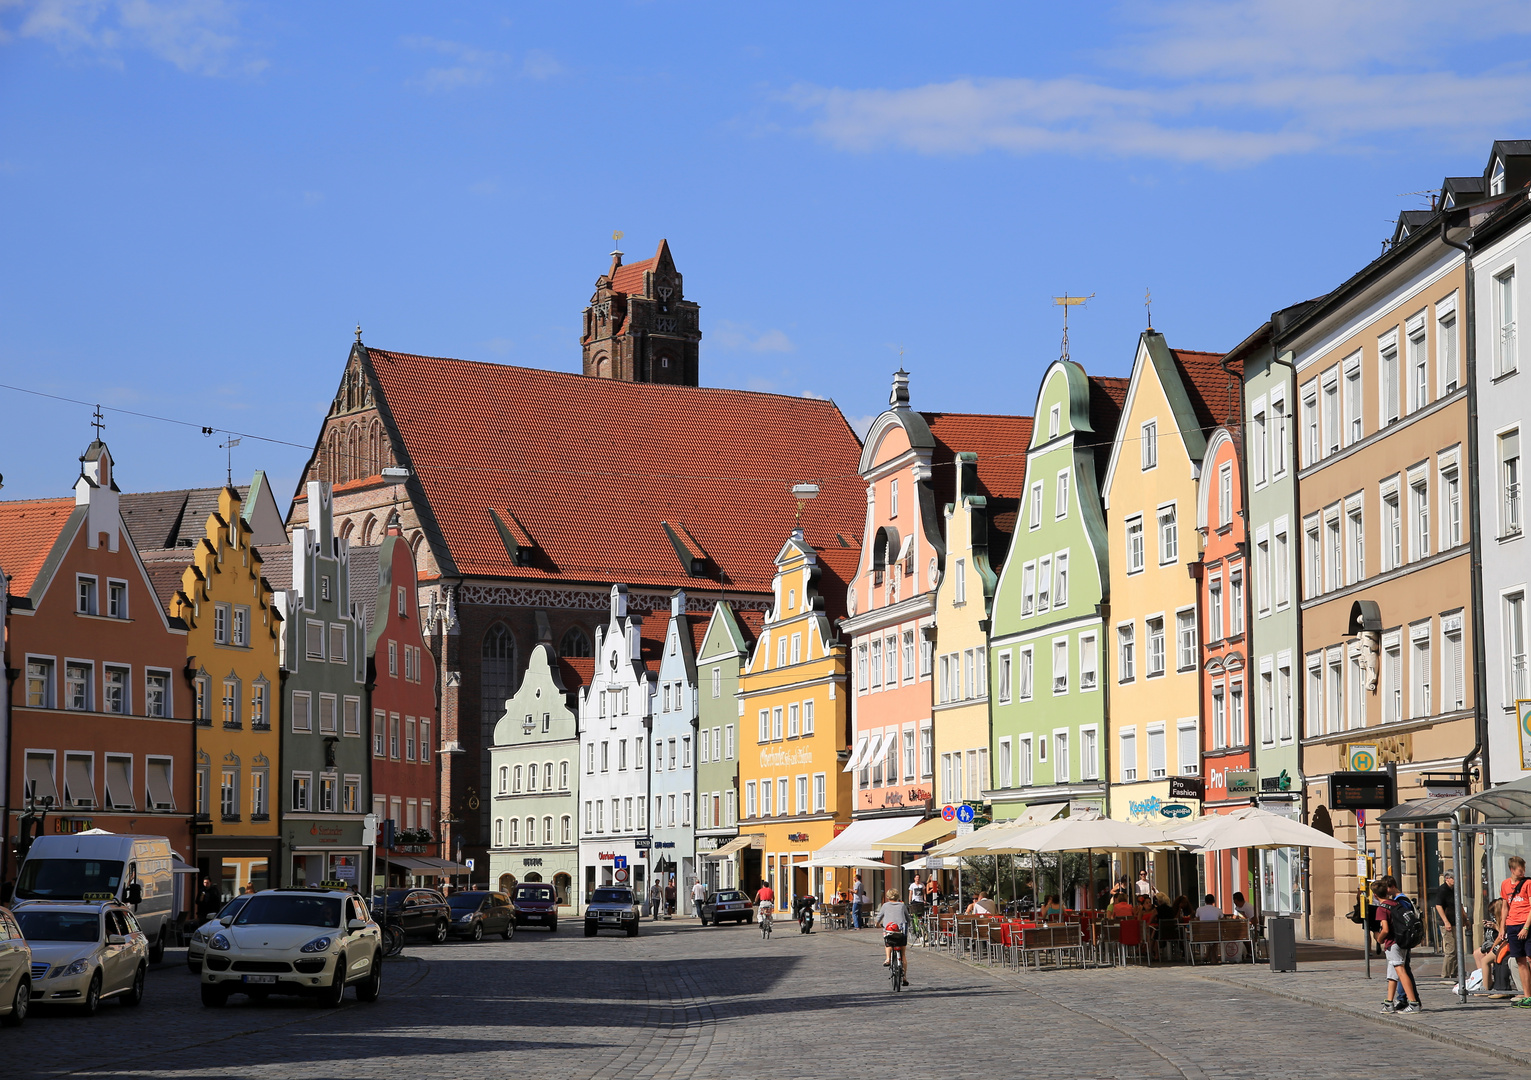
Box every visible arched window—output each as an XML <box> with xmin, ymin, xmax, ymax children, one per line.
<box><xmin>527</xmin><ymin>763</ymin><xmax>537</xmax><ymax>791</ymax></box>
<box><xmin>498</xmin><ymin>766</ymin><xmax>508</xmax><ymax>793</ymax></box>
<box><xmin>508</xmin><ymin>818</ymin><xmax>518</xmax><ymax>845</ymax></box>
<box><xmin>513</xmin><ymin>764</ymin><xmax>523</xmax><ymax>792</ymax></box>
<box><xmin>338</xmin><ymin>519</ymin><xmax>356</xmax><ymax>541</ymax></box>
<box><xmin>349</xmin><ymin>425</ymin><xmax>362</xmax><ymax>481</ymax></box>
<box><xmin>498</xmin><ymin>873</ymin><xmax>514</xmax><ymax>892</ymax></box>
<box><xmin>561</xmin><ymin>626</ymin><xmax>592</xmax><ymax>658</ymax></box>
<box><xmin>328</xmin><ymin>430</ymin><xmax>342</xmax><ymax>483</ymax></box>
<box><xmin>494</xmin><ymin>818</ymin><xmax>504</xmax><ymax>846</ymax></box>
<box><xmin>525</xmin><ymin>817</ymin><xmax>536</xmax><ymax>845</ymax></box>
<box><xmin>361</xmin><ymin>515</ymin><xmax>377</xmax><ymax>547</ymax></box>
<box><xmin>370</xmin><ymin>420</ymin><xmax>383</xmax><ymax>475</ymax></box>
<box><xmin>543</xmin><ymin>815</ymin><xmax>553</xmax><ymax>845</ymax></box>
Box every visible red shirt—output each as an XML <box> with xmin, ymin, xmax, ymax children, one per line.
<box><xmin>756</xmin><ymin>886</ymin><xmax>774</xmax><ymax>905</ymax></box>
<box><xmin>1501</xmin><ymin>876</ymin><xmax>1531</xmax><ymax>925</ymax></box>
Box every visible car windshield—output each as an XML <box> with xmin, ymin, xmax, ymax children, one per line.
<box><xmin>515</xmin><ymin>886</ymin><xmax>554</xmax><ymax>901</ymax></box>
<box><xmin>448</xmin><ymin>894</ymin><xmax>489</xmax><ymax>911</ymax></box>
<box><xmin>713</xmin><ymin>891</ymin><xmax>744</xmax><ymax>902</ymax></box>
<box><xmin>16</xmin><ymin>910</ymin><xmax>101</xmax><ymax>942</ymax></box>
<box><xmin>590</xmin><ymin>889</ymin><xmax>631</xmax><ymax>905</ymax></box>
<box><xmin>216</xmin><ymin>895</ymin><xmax>251</xmax><ymax>921</ymax></box>
<box><xmin>15</xmin><ymin>859</ymin><xmax>125</xmax><ymax>900</ymax></box>
<box><xmin>234</xmin><ymin>895</ymin><xmax>343</xmax><ymax>928</ymax></box>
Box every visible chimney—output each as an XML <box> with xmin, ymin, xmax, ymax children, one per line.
<box><xmin>890</xmin><ymin>368</ymin><xmax>911</xmax><ymax>408</ymax></box>
<box><xmin>609</xmin><ymin>249</ymin><xmax>623</xmax><ymax>277</ymax></box>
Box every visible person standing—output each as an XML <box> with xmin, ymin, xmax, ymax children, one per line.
<box><xmin>1134</xmin><ymin>870</ymin><xmax>1153</xmax><ymax>899</ymax></box>
<box><xmin>648</xmin><ymin>879</ymin><xmax>663</xmax><ymax>921</ymax></box>
<box><xmin>1374</xmin><ymin>878</ymin><xmax>1422</xmax><ymax>1012</ymax></box>
<box><xmin>197</xmin><ymin>876</ymin><xmax>223</xmax><ymax>922</ymax></box>
<box><xmin>907</xmin><ymin>874</ymin><xmax>925</xmax><ymax>907</ymax></box>
<box><xmin>691</xmin><ymin>877</ymin><xmax>708</xmax><ymax>920</ymax></box>
<box><xmin>1433</xmin><ymin>870</ymin><xmax>1462</xmax><ymax>981</ymax></box>
<box><xmin>664</xmin><ymin>878</ymin><xmax>677</xmax><ymax>920</ymax></box>
<box><xmin>1497</xmin><ymin>855</ymin><xmax>1531</xmax><ymax>1004</ymax></box>
<box><xmin>852</xmin><ymin>875</ymin><xmax>866</xmax><ymax>929</ymax></box>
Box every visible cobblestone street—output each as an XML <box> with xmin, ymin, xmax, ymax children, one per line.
<box><xmin>6</xmin><ymin>921</ymin><xmax>1513</xmax><ymax>1080</ymax></box>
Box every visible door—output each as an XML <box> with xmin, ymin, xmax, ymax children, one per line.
<box><xmin>0</xmin><ymin>912</ymin><xmax>21</xmax><ymax>1006</ymax></box>
<box><xmin>102</xmin><ymin>911</ymin><xmax>134</xmax><ymax>994</ymax></box>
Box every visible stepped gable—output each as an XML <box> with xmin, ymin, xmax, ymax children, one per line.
<box><xmin>361</xmin><ymin>347</ymin><xmax>866</xmax><ymax>594</ymax></box>
<box><xmin>0</xmin><ymin>498</ymin><xmax>73</xmax><ymax>595</ymax></box>
<box><xmin>1172</xmin><ymin>349</ymin><xmax>1242</xmax><ymax>435</ymax></box>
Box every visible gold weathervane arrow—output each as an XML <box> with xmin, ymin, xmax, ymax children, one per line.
<box><xmin>1052</xmin><ymin>293</ymin><xmax>1094</xmax><ymax>363</ymax></box>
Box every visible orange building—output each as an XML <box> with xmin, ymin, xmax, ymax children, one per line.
<box><xmin>1</xmin><ymin>441</ymin><xmax>195</xmax><ymax>947</ymax></box>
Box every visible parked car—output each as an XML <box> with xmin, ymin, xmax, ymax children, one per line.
<box><xmin>12</xmin><ymin>900</ymin><xmax>148</xmax><ymax>1014</ymax></box>
<box><xmin>369</xmin><ymin>888</ymin><xmax>451</xmax><ymax>944</ymax></box>
<box><xmin>187</xmin><ymin>894</ymin><xmax>252</xmax><ymax>973</ymax></box>
<box><xmin>200</xmin><ymin>886</ymin><xmax>381</xmax><ymax>1008</ymax></box>
<box><xmin>511</xmin><ymin>882</ymin><xmax>559</xmax><ymax>932</ymax></box>
<box><xmin>447</xmin><ymin>891</ymin><xmax>515</xmax><ymax>941</ymax></box>
<box><xmin>584</xmin><ymin>887</ymin><xmax>640</xmax><ymax>937</ymax></box>
<box><xmin>0</xmin><ymin>907</ymin><xmax>31</xmax><ymax>1026</ymax></box>
<box><xmin>15</xmin><ymin>833</ymin><xmax>175</xmax><ymax>962</ymax></box>
<box><xmin>700</xmin><ymin>889</ymin><xmax>754</xmax><ymax>926</ymax></box>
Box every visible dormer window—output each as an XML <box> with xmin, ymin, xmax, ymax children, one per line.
<box><xmin>1491</xmin><ymin>157</ymin><xmax>1506</xmax><ymax>196</ymax></box>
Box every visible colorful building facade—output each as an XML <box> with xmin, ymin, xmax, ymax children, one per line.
<box><xmin>695</xmin><ymin>602</ymin><xmax>755</xmax><ymax>889</ymax></box>
<box><xmin>989</xmin><ymin>361</ymin><xmax>1123</xmax><ymax>823</ymax></box>
<box><xmin>652</xmin><ymin>592</ymin><xmax>702</xmax><ymax>901</ymax></box>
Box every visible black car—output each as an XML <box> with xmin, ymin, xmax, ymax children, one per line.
<box><xmin>700</xmin><ymin>889</ymin><xmax>754</xmax><ymax>926</ymax></box>
<box><xmin>512</xmin><ymin>882</ymin><xmax>559</xmax><ymax>932</ymax></box>
<box><xmin>369</xmin><ymin>888</ymin><xmax>451</xmax><ymax>944</ymax></box>
<box><xmin>584</xmin><ymin>887</ymin><xmax>640</xmax><ymax>937</ymax></box>
<box><xmin>447</xmin><ymin>891</ymin><xmax>515</xmax><ymax>941</ymax></box>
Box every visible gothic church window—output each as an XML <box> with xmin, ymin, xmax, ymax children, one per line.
<box><xmin>561</xmin><ymin>627</ymin><xmax>592</xmax><ymax>658</ymax></box>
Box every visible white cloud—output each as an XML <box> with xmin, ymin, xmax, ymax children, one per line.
<box><xmin>10</xmin><ymin>0</ymin><xmax>263</xmax><ymax>76</ymax></box>
<box><xmin>402</xmin><ymin>35</ymin><xmax>560</xmax><ymax>92</ymax></box>
<box><xmin>781</xmin><ymin>0</ymin><xmax>1531</xmax><ymax>166</ymax></box>
<box><xmin>712</xmin><ymin>320</ymin><xmax>797</xmax><ymax>353</ymax></box>
<box><xmin>845</xmin><ymin>414</ymin><xmax>878</xmax><ymax>440</ymax></box>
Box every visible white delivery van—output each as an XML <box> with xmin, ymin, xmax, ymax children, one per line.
<box><xmin>15</xmin><ymin>833</ymin><xmax>175</xmax><ymax>962</ymax></box>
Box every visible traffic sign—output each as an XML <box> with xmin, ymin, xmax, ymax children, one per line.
<box><xmin>1160</xmin><ymin>803</ymin><xmax>1192</xmax><ymax>819</ymax></box>
<box><xmin>614</xmin><ymin>868</ymin><xmax>629</xmax><ymax>883</ymax></box>
<box><xmin>941</xmin><ymin>805</ymin><xmax>956</xmax><ymax>821</ymax></box>
<box><xmin>465</xmin><ymin>858</ymin><xmax>475</xmax><ymax>872</ymax></box>
<box><xmin>956</xmin><ymin>804</ymin><xmax>976</xmax><ymax>824</ymax></box>
<box><xmin>614</xmin><ymin>855</ymin><xmax>628</xmax><ymax>870</ymax></box>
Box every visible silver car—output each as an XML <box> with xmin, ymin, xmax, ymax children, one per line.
<box><xmin>187</xmin><ymin>894</ymin><xmax>251</xmax><ymax>973</ymax></box>
<box><xmin>12</xmin><ymin>902</ymin><xmax>149</xmax><ymax>1014</ymax></box>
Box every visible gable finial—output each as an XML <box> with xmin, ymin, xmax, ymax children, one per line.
<box><xmin>91</xmin><ymin>404</ymin><xmax>105</xmax><ymax>440</ymax></box>
<box><xmin>1144</xmin><ymin>287</ymin><xmax>1152</xmax><ymax>330</ymax></box>
<box><xmin>1052</xmin><ymin>293</ymin><xmax>1094</xmax><ymax>363</ymax></box>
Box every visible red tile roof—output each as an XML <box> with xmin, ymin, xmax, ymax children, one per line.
<box><xmin>610</xmin><ymin>255</ymin><xmax>659</xmax><ymax>296</ymax></box>
<box><xmin>558</xmin><ymin>656</ymin><xmax>594</xmax><ymax>692</ymax></box>
<box><xmin>1172</xmin><ymin>349</ymin><xmax>1242</xmax><ymax>436</ymax></box>
<box><xmin>363</xmin><ymin>348</ymin><xmax>866</xmax><ymax>594</ymax></box>
<box><xmin>810</xmin><ymin>537</ymin><xmax>861</xmax><ymax>625</ymax></box>
<box><xmin>922</xmin><ymin>413</ymin><xmax>1035</xmax><ymax>505</ymax></box>
<box><xmin>0</xmin><ymin>498</ymin><xmax>74</xmax><ymax>595</ymax></box>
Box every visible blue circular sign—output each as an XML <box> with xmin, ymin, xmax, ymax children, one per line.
<box><xmin>1160</xmin><ymin>803</ymin><xmax>1192</xmax><ymax>819</ymax></box>
<box><xmin>956</xmin><ymin>805</ymin><xmax>976</xmax><ymax>823</ymax></box>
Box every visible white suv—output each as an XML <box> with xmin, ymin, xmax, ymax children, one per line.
<box><xmin>200</xmin><ymin>886</ymin><xmax>382</xmax><ymax>1008</ymax></box>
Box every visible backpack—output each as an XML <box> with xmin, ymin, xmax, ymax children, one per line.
<box><xmin>1389</xmin><ymin>895</ymin><xmax>1425</xmax><ymax>949</ymax></box>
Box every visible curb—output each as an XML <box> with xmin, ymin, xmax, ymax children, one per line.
<box><xmin>1188</xmin><ymin>968</ymin><xmax>1531</xmax><ymax>1068</ymax></box>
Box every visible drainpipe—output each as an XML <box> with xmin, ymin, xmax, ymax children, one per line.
<box><xmin>1439</xmin><ymin>220</ymin><xmax>1488</xmax><ymax>792</ymax></box>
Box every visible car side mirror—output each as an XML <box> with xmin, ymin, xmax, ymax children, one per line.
<box><xmin>347</xmin><ymin>919</ymin><xmax>366</xmax><ymax>932</ymax></box>
<box><xmin>107</xmin><ymin>934</ymin><xmax>126</xmax><ymax>945</ymax></box>
<box><xmin>126</xmin><ymin>884</ymin><xmax>143</xmax><ymax>906</ymax></box>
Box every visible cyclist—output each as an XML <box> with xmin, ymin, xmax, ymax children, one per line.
<box><xmin>877</xmin><ymin>890</ymin><xmax>910</xmax><ymax>987</ymax></box>
<box><xmin>756</xmin><ymin>880</ymin><xmax>776</xmax><ymax>931</ymax></box>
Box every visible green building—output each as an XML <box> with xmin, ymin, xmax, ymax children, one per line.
<box><xmin>694</xmin><ymin>601</ymin><xmax>757</xmax><ymax>890</ymax></box>
<box><xmin>988</xmin><ymin>362</ymin><xmax>1126</xmax><ymax>822</ymax></box>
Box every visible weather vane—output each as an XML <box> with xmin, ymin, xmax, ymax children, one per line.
<box><xmin>91</xmin><ymin>404</ymin><xmax>105</xmax><ymax>440</ymax></box>
<box><xmin>1145</xmin><ymin>288</ymin><xmax>1152</xmax><ymax>329</ymax></box>
<box><xmin>220</xmin><ymin>436</ymin><xmax>241</xmax><ymax>485</ymax></box>
<box><xmin>1052</xmin><ymin>293</ymin><xmax>1094</xmax><ymax>363</ymax></box>
<box><xmin>612</xmin><ymin>229</ymin><xmax>624</xmax><ymax>249</ymax></box>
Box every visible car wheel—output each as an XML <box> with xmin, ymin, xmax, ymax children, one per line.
<box><xmin>584</xmin><ymin>922</ymin><xmax>596</xmax><ymax>938</ymax></box>
<box><xmin>745</xmin><ymin>913</ymin><xmax>754</xmax><ymax>924</ymax></box>
<box><xmin>700</xmin><ymin>914</ymin><xmax>709</xmax><ymax>926</ymax></box>
<box><xmin>433</xmin><ymin>921</ymin><xmax>449</xmax><ymax>945</ymax></box>
<box><xmin>355</xmin><ymin>953</ymin><xmax>382</xmax><ymax>1003</ymax></box>
<box><xmin>626</xmin><ymin>924</ymin><xmax>639</xmax><ymax>938</ymax></box>
<box><xmin>320</xmin><ymin>958</ymin><xmax>346</xmax><ymax>1008</ymax></box>
<box><xmin>122</xmin><ymin>964</ymin><xmax>146</xmax><ymax>1007</ymax></box>
<box><xmin>200</xmin><ymin>983</ymin><xmax>227</xmax><ymax>1008</ymax></box>
<box><xmin>148</xmin><ymin>928</ymin><xmax>166</xmax><ymax>964</ymax></box>
<box><xmin>471</xmin><ymin>922</ymin><xmax>483</xmax><ymax>943</ymax></box>
<box><xmin>548</xmin><ymin>918</ymin><xmax>558</xmax><ymax>933</ymax></box>
<box><xmin>0</xmin><ymin>979</ymin><xmax>28</xmax><ymax>1027</ymax></box>
<box><xmin>501</xmin><ymin>921</ymin><xmax>514</xmax><ymax>941</ymax></box>
<box><xmin>81</xmin><ymin>971</ymin><xmax>103</xmax><ymax>1016</ymax></box>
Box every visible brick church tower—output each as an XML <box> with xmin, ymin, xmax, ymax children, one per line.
<box><xmin>581</xmin><ymin>238</ymin><xmax>701</xmax><ymax>386</ymax></box>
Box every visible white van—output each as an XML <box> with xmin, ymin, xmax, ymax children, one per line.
<box><xmin>15</xmin><ymin>833</ymin><xmax>175</xmax><ymax>962</ymax></box>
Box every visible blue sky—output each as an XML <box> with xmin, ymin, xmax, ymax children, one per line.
<box><xmin>3</xmin><ymin>1</ymin><xmax>1530</xmax><ymax>501</ymax></box>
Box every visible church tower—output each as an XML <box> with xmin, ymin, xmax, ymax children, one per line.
<box><xmin>581</xmin><ymin>238</ymin><xmax>701</xmax><ymax>386</ymax></box>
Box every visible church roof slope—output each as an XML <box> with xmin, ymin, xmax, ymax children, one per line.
<box><xmin>360</xmin><ymin>348</ymin><xmax>866</xmax><ymax>594</ymax></box>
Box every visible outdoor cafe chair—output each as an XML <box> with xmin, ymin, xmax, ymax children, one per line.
<box><xmin>1018</xmin><ymin>924</ymin><xmax>1086</xmax><ymax>971</ymax></box>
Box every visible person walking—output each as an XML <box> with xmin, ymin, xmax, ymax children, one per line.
<box><xmin>1497</xmin><ymin>855</ymin><xmax>1531</xmax><ymax>1004</ymax></box>
<box><xmin>664</xmin><ymin>878</ymin><xmax>677</xmax><ymax>920</ymax></box>
<box><xmin>648</xmin><ymin>880</ymin><xmax>663</xmax><ymax>921</ymax></box>
<box><xmin>691</xmin><ymin>877</ymin><xmax>707</xmax><ymax>920</ymax></box>
<box><xmin>851</xmin><ymin>875</ymin><xmax>866</xmax><ymax>929</ymax></box>
<box><xmin>1433</xmin><ymin>870</ymin><xmax>1462</xmax><ymax>981</ymax></box>
<box><xmin>197</xmin><ymin>876</ymin><xmax>223</xmax><ymax>922</ymax></box>
<box><xmin>1374</xmin><ymin>877</ymin><xmax>1422</xmax><ymax>1013</ymax></box>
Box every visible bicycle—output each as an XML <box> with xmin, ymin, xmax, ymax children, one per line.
<box><xmin>379</xmin><ymin>912</ymin><xmax>406</xmax><ymax>957</ymax></box>
<box><xmin>885</xmin><ymin>929</ymin><xmax>906</xmax><ymax>992</ymax></box>
<box><xmin>759</xmin><ymin>902</ymin><xmax>774</xmax><ymax>940</ymax></box>
<box><xmin>908</xmin><ymin>904</ymin><xmax>928</xmax><ymax>946</ymax></box>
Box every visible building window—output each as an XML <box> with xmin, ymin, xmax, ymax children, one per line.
<box><xmin>1344</xmin><ymin>356</ymin><xmax>1362</xmax><ymax>445</ymax></box>
<box><xmin>856</xmin><ymin>646</ymin><xmax>868</xmax><ymax>691</ymax></box>
<box><xmin>1256</xmin><ymin>537</ymin><xmax>1272</xmax><ymax>611</ymax></box>
<box><xmin>1409</xmin><ymin>322</ymin><xmax>1428</xmax><ymax>413</ymax></box>
<box><xmin>145</xmin><ymin>669</ymin><xmax>168</xmax><ymax>717</ymax></box>
<box><xmin>1440</xmin><ymin>461</ymin><xmax>1461</xmax><ymax>549</ymax></box>
<box><xmin>1082</xmin><ymin>727</ymin><xmax>1098</xmax><ymax>779</ymax></box>
<box><xmin>220</xmin><ymin>769</ymin><xmax>238</xmax><ymax>820</ymax></box>
<box><xmin>1347</xmin><ymin>504</ymin><xmax>1365</xmax><ymax>584</ymax></box>
<box><xmin>1213</xmin><ymin>685</ymin><xmax>1227</xmax><ymax>749</ymax></box>
<box><xmin>1383</xmin><ymin>487</ymin><xmax>1402</xmax><ymax>569</ymax></box>
<box><xmin>1252</xmin><ymin>409</ymin><xmax>1268</xmax><ymax>485</ymax></box>
<box><xmin>1117</xmin><ymin>625</ymin><xmax>1135</xmax><ymax>682</ymax></box>
<box><xmin>1303</xmin><ymin>389</ymin><xmax>1319</xmax><ymax>466</ymax></box>
<box><xmin>1497</xmin><ymin>269</ymin><xmax>1518</xmax><ymax>377</ymax></box>
<box><xmin>1020</xmin><ymin>562</ymin><xmax>1036</xmax><ymax>616</ymax></box>
<box><xmin>1502</xmin><ymin>430</ymin><xmax>1522</xmax><ymax>537</ymax></box>
<box><xmin>305</xmin><ymin>619</ymin><xmax>324</xmax><ymax>660</ymax></box>
<box><xmin>1052</xmin><ymin>639</ymin><xmax>1068</xmax><ymax>694</ymax></box>
<box><xmin>1177</xmin><ymin>720</ymin><xmax>1198</xmax><ymax>776</ymax></box>
<box><xmin>1147</xmin><ymin>725</ymin><xmax>1166</xmax><ymax>779</ymax></box>
<box><xmin>291</xmin><ymin>772</ymin><xmax>311</xmax><ymax>812</ymax></box>
<box><xmin>921</xmin><ymin>725</ymin><xmax>933</xmax><ymax>777</ymax></box>
<box><xmin>890</xmin><ymin>478</ymin><xmax>899</xmax><ymax>517</ymax></box>
<box><xmin>1126</xmin><ymin>518</ymin><xmax>1144</xmax><ymax>573</ymax></box>
<box><xmin>107</xmin><ymin>580</ymin><xmax>127</xmax><ymax>619</ymax></box>
<box><xmin>1079</xmin><ymin>633</ymin><xmax>1097</xmax><ymax>691</ymax></box>
<box><xmin>1158</xmin><ymin>506</ymin><xmax>1178</xmax><ymax>564</ymax></box>
<box><xmin>1037</xmin><ymin>556</ymin><xmax>1051</xmax><ymax>612</ymax></box>
<box><xmin>1208</xmin><ymin>579</ymin><xmax>1223</xmax><ymax>642</ymax></box>
<box><xmin>1029</xmin><ymin>483</ymin><xmax>1043</xmax><ymax>529</ymax></box>
<box><xmin>318</xmin><ymin>694</ymin><xmax>337</xmax><ymax>734</ymax></box>
<box><xmin>1507</xmin><ymin>592</ymin><xmax>1528</xmax><ymax>703</ymax></box>
<box><xmin>1176</xmin><ymin>610</ymin><xmax>1196</xmax><ymax>671</ymax></box>
<box><xmin>75</xmin><ymin>576</ymin><xmax>98</xmax><ymax>616</ymax></box>
<box><xmin>373</xmin><ymin>711</ymin><xmax>385</xmax><ymax>757</ymax></box>
<box><xmin>997</xmin><ymin>651</ymin><xmax>1012</xmax><ymax>704</ymax></box>
<box><xmin>1272</xmin><ymin>390</ymin><xmax>1288</xmax><ymax>475</ymax></box>
<box><xmin>1219</xmin><ymin>464</ymin><xmax>1234</xmax><ymax>526</ymax></box>
<box><xmin>1055</xmin><ymin>552</ymin><xmax>1069</xmax><ymax>607</ymax></box>
<box><xmin>25</xmin><ymin>659</ymin><xmax>53</xmax><ymax>708</ymax></box>
<box><xmin>1231</xmin><ymin>682</ymin><xmax>1245</xmax><ymax>744</ymax></box>
<box><xmin>1055</xmin><ymin>732</ymin><xmax>1069</xmax><ymax>783</ymax></box>
<box><xmin>1049</xmin><ymin>404</ymin><xmax>1061</xmax><ymax>439</ymax></box>
<box><xmin>1018</xmin><ymin>737</ymin><xmax>1033</xmax><ymax>786</ymax></box>
<box><xmin>103</xmin><ymin>666</ymin><xmax>128</xmax><ymax>715</ymax></box>
<box><xmin>1141</xmin><ymin>420</ymin><xmax>1158</xmax><ymax>469</ymax></box>
<box><xmin>222</xmin><ymin>678</ymin><xmax>240</xmax><ymax>728</ymax></box>
<box><xmin>1384</xmin><ymin>636</ymin><xmax>1403</xmax><ymax>723</ymax></box>
<box><xmin>1412</xmin><ymin>625</ymin><xmax>1433</xmax><ymax>718</ymax></box>
<box><xmin>1443</xmin><ymin>617</ymin><xmax>1465</xmax><ymax>711</ymax></box>
<box><xmin>1323</xmin><ymin>374</ymin><xmax>1339</xmax><ymax>454</ymax></box>
<box><xmin>1274</xmin><ymin>527</ymin><xmax>1290</xmax><ymax>608</ymax></box>
<box><xmin>1325</xmin><ymin>515</ymin><xmax>1341</xmax><ymax>593</ymax></box>
<box><xmin>1146</xmin><ymin>617</ymin><xmax>1166</xmax><ymax>677</ymax></box>
<box><xmin>1018</xmin><ymin>646</ymin><xmax>1033</xmax><ymax>700</ymax></box>
<box><xmin>1056</xmin><ymin>470</ymin><xmax>1070</xmax><ymax>518</ymax></box>
<box><xmin>65</xmin><ymin>662</ymin><xmax>91</xmax><ymax>711</ymax></box>
<box><xmin>389</xmin><ymin>714</ymin><xmax>400</xmax><ymax>759</ymax></box>
<box><xmin>319</xmin><ymin>774</ymin><xmax>337</xmax><ymax>813</ymax></box>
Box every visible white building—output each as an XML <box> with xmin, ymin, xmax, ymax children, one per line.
<box><xmin>576</xmin><ymin>585</ymin><xmax>657</xmax><ymax>905</ymax></box>
<box><xmin>651</xmin><ymin>590</ymin><xmax>700</xmax><ymax>906</ymax></box>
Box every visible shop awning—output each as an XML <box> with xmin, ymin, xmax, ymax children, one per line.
<box><xmin>705</xmin><ymin>833</ymin><xmax>764</xmax><ymax>859</ymax></box>
<box><xmin>1379</xmin><ymin>775</ymin><xmax>1531</xmax><ymax>827</ymax></box>
<box><xmin>812</xmin><ymin>815</ymin><xmax>923</xmax><ymax>861</ymax></box>
<box><xmin>842</xmin><ymin>736</ymin><xmax>870</xmax><ymax>773</ymax></box>
<box><xmin>25</xmin><ymin>753</ymin><xmax>59</xmax><ymax>805</ymax></box>
<box><xmin>878</xmin><ymin>816</ymin><xmax>955</xmax><ymax>852</ymax></box>
<box><xmin>146</xmin><ymin>759</ymin><xmax>174</xmax><ymax>811</ymax></box>
<box><xmin>383</xmin><ymin>855</ymin><xmax>471</xmax><ymax>876</ymax></box>
<box><xmin>65</xmin><ymin>755</ymin><xmax>96</xmax><ymax>808</ymax></box>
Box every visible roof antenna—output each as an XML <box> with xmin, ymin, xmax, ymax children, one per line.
<box><xmin>1052</xmin><ymin>293</ymin><xmax>1094</xmax><ymax>363</ymax></box>
<box><xmin>91</xmin><ymin>404</ymin><xmax>105</xmax><ymax>441</ymax></box>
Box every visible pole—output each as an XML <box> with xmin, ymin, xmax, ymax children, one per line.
<box><xmin>1452</xmin><ymin>813</ymin><xmax>1468</xmax><ymax>1005</ymax></box>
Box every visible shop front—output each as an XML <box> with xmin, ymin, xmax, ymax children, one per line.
<box><xmin>196</xmin><ymin>835</ymin><xmax>281</xmax><ymax>904</ymax></box>
<box><xmin>492</xmin><ymin>848</ymin><xmax>578</xmax><ymax>909</ymax></box>
<box><xmin>577</xmin><ymin>838</ymin><xmax>649</xmax><ymax>908</ymax></box>
<box><xmin>284</xmin><ymin>818</ymin><xmax>368</xmax><ymax>890</ymax></box>
<box><xmin>1110</xmin><ymin>776</ymin><xmax>1204</xmax><ymax>900</ymax></box>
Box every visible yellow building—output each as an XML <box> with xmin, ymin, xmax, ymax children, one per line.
<box><xmin>171</xmin><ymin>487</ymin><xmax>284</xmax><ymax>897</ymax></box>
<box><xmin>737</xmin><ymin>528</ymin><xmax>856</xmax><ymax>908</ymax></box>
<box><xmin>1102</xmin><ymin>334</ymin><xmax>1235</xmax><ymax>886</ymax></box>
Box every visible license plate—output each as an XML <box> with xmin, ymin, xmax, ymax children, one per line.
<box><xmin>600</xmin><ymin>916</ymin><xmax>618</xmax><ymax>922</ymax></box>
<box><xmin>242</xmin><ymin>975</ymin><xmax>277</xmax><ymax>984</ymax></box>
<box><xmin>525</xmin><ymin>914</ymin><xmax>543</xmax><ymax>920</ymax></box>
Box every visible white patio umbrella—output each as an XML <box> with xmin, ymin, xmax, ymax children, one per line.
<box><xmin>1168</xmin><ymin>806</ymin><xmax>1352</xmax><ymax>854</ymax></box>
<box><xmin>981</xmin><ymin>816</ymin><xmax>1169</xmax><ymax>853</ymax></box>
<box><xmin>803</xmin><ymin>856</ymin><xmax>898</xmax><ymax>870</ymax></box>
